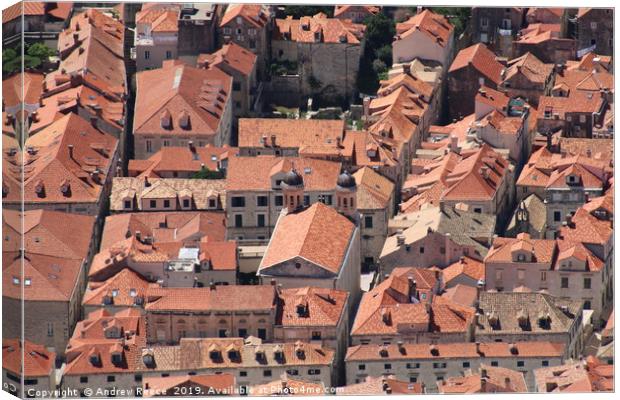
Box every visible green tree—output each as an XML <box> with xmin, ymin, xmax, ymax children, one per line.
<box><xmin>364</xmin><ymin>13</ymin><xmax>396</xmax><ymax>52</ymax></box>
<box><xmin>191</xmin><ymin>167</ymin><xmax>224</xmax><ymax>179</ymax></box>
<box><xmin>429</xmin><ymin>7</ymin><xmax>471</xmax><ymax>37</ymax></box>
<box><xmin>356</xmin><ymin>13</ymin><xmax>396</xmax><ymax>94</ymax></box>
<box><xmin>279</xmin><ymin>6</ymin><xmax>333</xmax><ymax>19</ymax></box>
<box><xmin>2</xmin><ymin>48</ymin><xmax>19</xmax><ymax>74</ymax></box>
<box><xmin>26</xmin><ymin>42</ymin><xmax>54</xmax><ymax>60</ymax></box>
<box><xmin>375</xmin><ymin>44</ymin><xmax>392</xmax><ymax>66</ymax></box>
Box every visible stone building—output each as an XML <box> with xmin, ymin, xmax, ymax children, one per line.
<box><xmin>526</xmin><ymin>8</ymin><xmax>564</xmax><ymax>25</ymax></box>
<box><xmin>134</xmin><ymin>4</ymin><xmax>180</xmax><ymax>71</ymax></box>
<box><xmin>476</xmin><ymin>292</ymin><xmax>585</xmax><ymax>359</ymax></box>
<box><xmin>470</xmin><ymin>7</ymin><xmax>525</xmax><ymax>56</ymax></box>
<box><xmin>110</xmin><ymin>177</ymin><xmax>226</xmax><ymax>213</ymax></box>
<box><xmin>499</xmin><ymin>52</ymin><xmax>555</xmax><ymax>106</ymax></box>
<box><xmin>484</xmin><ymin>232</ymin><xmax>611</xmax><ymax>323</ymax></box>
<box><xmin>218</xmin><ymin>4</ymin><xmax>272</xmax><ymax>79</ymax></box>
<box><xmin>352</xmin><ymin>167</ymin><xmax>395</xmax><ymax>267</ymax></box>
<box><xmin>534</xmin><ymin>356</ymin><xmax>613</xmax><ymax>392</ymax></box>
<box><xmin>271</xmin><ymin>13</ymin><xmax>365</xmax><ymax>104</ymax></box>
<box><xmin>198</xmin><ymin>43</ymin><xmax>259</xmax><ymax>118</ymax></box>
<box><xmin>2</xmin><ymin>339</ymin><xmax>56</xmax><ymax>398</ymax></box>
<box><xmin>438</xmin><ymin>365</ymin><xmax>527</xmax><ymax>393</ymax></box>
<box><xmin>512</xmin><ymin>24</ymin><xmax>576</xmax><ymax>64</ymax></box>
<box><xmin>381</xmin><ymin>205</ymin><xmax>496</xmax><ymax>273</ymax></box>
<box><xmin>2</xmin><ymin>113</ymin><xmax>119</xmax><ymax>217</ymax></box>
<box><xmin>350</xmin><ymin>268</ymin><xmax>473</xmax><ymax>345</ymax></box>
<box><xmin>258</xmin><ymin>202</ymin><xmax>361</xmax><ymax>307</ymax></box>
<box><xmin>575</xmin><ymin>8</ymin><xmax>613</xmax><ymax>56</ymax></box>
<box><xmin>448</xmin><ymin>44</ymin><xmax>504</xmax><ymax>119</ymax></box>
<box><xmin>133</xmin><ymin>61</ymin><xmax>233</xmax><ymax>159</ymax></box>
<box><xmin>345</xmin><ymin>341</ymin><xmax>566</xmax><ymax>392</ymax></box>
<box><xmin>441</xmin><ymin>256</ymin><xmax>485</xmax><ymax>289</ymax></box>
<box><xmin>224</xmin><ymin>156</ymin><xmax>342</xmax><ymax>241</ymax></box>
<box><xmin>2</xmin><ymin>210</ymin><xmax>96</xmax><ymax>356</ymax></box>
<box><xmin>392</xmin><ymin>9</ymin><xmax>454</xmax><ymax>67</ymax></box>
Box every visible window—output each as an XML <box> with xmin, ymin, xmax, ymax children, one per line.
<box><xmin>473</xmin><ymin>207</ymin><xmax>482</xmax><ymax>214</ymax></box>
<box><xmin>407</xmin><ymin>363</ymin><xmax>420</xmax><ymax>369</ymax></box>
<box><xmin>218</xmin><ymin>329</ymin><xmax>227</xmax><ymax>338</ymax></box>
<box><xmin>517</xmin><ymin>361</ymin><xmax>525</xmax><ymax>367</ymax></box>
<box><xmin>440</xmin><ymin>246</ymin><xmax>446</xmax><ymax>254</ymax></box>
<box><xmin>409</xmin><ymin>376</ymin><xmax>418</xmax><ymax>383</ymax></box>
<box><xmin>303</xmin><ymin>195</ymin><xmax>310</xmax><ymax>206</ymax></box>
<box><xmin>249</xmin><ymin>39</ymin><xmax>256</xmax><ymax>49</ymax></box>
<box><xmin>238</xmin><ymin>328</ymin><xmax>247</xmax><ymax>337</ymax></box>
<box><xmin>584</xmin><ymin>278</ymin><xmax>592</xmax><ymax>289</ymax></box>
<box><xmin>107</xmin><ymin>376</ymin><xmax>115</xmax><ymax>382</ymax></box>
<box><xmin>580</xmin><ymin>115</ymin><xmax>586</xmax><ymax>123</ymax></box>
<box><xmin>233</xmin><ymin>82</ymin><xmax>241</xmax><ymax>91</ymax></box>
<box><xmin>47</xmin><ymin>323</ymin><xmax>53</xmax><ymax>337</ymax></box>
<box><xmin>256</xmin><ymin>196</ymin><xmax>268</xmax><ymax>207</ymax></box>
<box><xmin>542</xmin><ymin>360</ymin><xmax>549</xmax><ymax>367</ymax></box>
<box><xmin>24</xmin><ymin>378</ymin><xmax>38</xmax><ymax>386</ymax></box>
<box><xmin>308</xmin><ymin>369</ymin><xmax>321</xmax><ymax>375</ymax></box>
<box><xmin>584</xmin><ymin>300</ymin><xmax>592</xmax><ymax>310</ymax></box>
<box><xmin>275</xmin><ymin>195</ymin><xmax>283</xmax><ymax>207</ymax></box>
<box><xmin>462</xmin><ymin>362</ymin><xmax>470</xmax><ymax>368</ymax></box>
<box><xmin>495</xmin><ymin>269</ymin><xmax>503</xmax><ymax>281</ymax></box>
<box><xmin>491</xmin><ymin>361</ymin><xmax>499</xmax><ymax>367</ymax></box>
<box><xmin>80</xmin><ymin>376</ymin><xmax>88</xmax><ymax>383</ymax></box>
<box><xmin>480</xmin><ymin>32</ymin><xmax>488</xmax><ymax>42</ymax></box>
<box><xmin>239</xmin><ymin>371</ymin><xmax>247</xmax><ymax>377</ymax></box>
<box><xmin>144</xmin><ymin>50</ymin><xmax>150</xmax><ymax>60</ymax></box>
<box><xmin>223</xmin><ymin>27</ymin><xmax>231</xmax><ymax>35</ymax></box>
<box><xmin>263</xmin><ymin>370</ymin><xmax>272</xmax><ymax>377</ymax></box>
<box><xmin>311</xmin><ymin>331</ymin><xmax>321</xmax><ymax>340</ymax></box>
<box><xmin>163</xmin><ymin>199</ymin><xmax>170</xmax><ymax>208</ymax></box>
<box><xmin>419</xmin><ymin>246</ymin><xmax>425</xmax><ymax>254</ymax></box>
<box><xmin>364</xmin><ymin>216</ymin><xmax>373</xmax><ymax>229</ymax></box>
<box><xmin>541</xmin><ymin>271</ymin><xmax>547</xmax><ymax>282</ymax></box>
<box><xmin>165</xmin><ymin>50</ymin><xmax>172</xmax><ymax>59</ymax></box>
<box><xmin>257</xmin><ymin>328</ymin><xmax>266</xmax><ymax>340</ymax></box>
<box><xmin>257</xmin><ymin>214</ymin><xmax>266</xmax><ymax>227</ymax></box>
<box><xmin>358</xmin><ymin>364</ymin><xmax>366</xmax><ymax>370</ymax></box>
<box><xmin>518</xmin><ymin>269</ymin><xmax>525</xmax><ymax>281</ymax></box>
<box><xmin>208</xmin><ymin>199</ymin><xmax>216</xmax><ymax>208</ymax></box>
<box><xmin>561</xmin><ymin>277</ymin><xmax>569</xmax><ymax>288</ymax></box>
<box><xmin>134</xmin><ymin>374</ymin><xmax>143</xmax><ymax>383</ymax></box>
<box><xmin>150</xmin><ymin>200</ymin><xmax>157</xmax><ymax>208</ymax></box>
<box><xmin>146</xmin><ymin>140</ymin><xmax>152</xmax><ymax>153</ymax></box>
<box><xmin>590</xmin><ymin>22</ymin><xmax>597</xmax><ymax>29</ymax></box>
<box><xmin>433</xmin><ymin>362</ymin><xmax>447</xmax><ymax>369</ymax></box>
<box><xmin>234</xmin><ymin>215</ymin><xmax>243</xmax><ymax>228</ymax></box>
<box><xmin>384</xmin><ymin>363</ymin><xmax>392</xmax><ymax>370</ymax></box>
<box><xmin>480</xmin><ymin>17</ymin><xmax>489</xmax><ymax>28</ymax></box>
<box><xmin>231</xmin><ymin>196</ymin><xmax>246</xmax><ymax>207</ymax></box>
<box><xmin>287</xmin><ymin>369</ymin><xmax>299</xmax><ymax>376</ymax></box>
<box><xmin>124</xmin><ymin>200</ymin><xmax>131</xmax><ymax>209</ymax></box>
<box><xmin>183</xmin><ymin>199</ymin><xmax>190</xmax><ymax>208</ymax></box>
<box><xmin>554</xmin><ymin>211</ymin><xmax>562</xmax><ymax>222</ymax></box>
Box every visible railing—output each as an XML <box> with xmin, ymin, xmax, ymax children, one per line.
<box><xmin>3</xmin><ymin>31</ymin><xmax>58</xmax><ymax>45</ymax></box>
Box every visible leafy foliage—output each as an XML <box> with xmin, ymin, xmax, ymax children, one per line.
<box><xmin>279</xmin><ymin>6</ymin><xmax>333</xmax><ymax>19</ymax></box>
<box><xmin>2</xmin><ymin>42</ymin><xmax>55</xmax><ymax>75</ymax></box>
<box><xmin>357</xmin><ymin>13</ymin><xmax>396</xmax><ymax>94</ymax></box>
<box><xmin>429</xmin><ymin>7</ymin><xmax>471</xmax><ymax>37</ymax></box>
<box><xmin>191</xmin><ymin>167</ymin><xmax>224</xmax><ymax>180</ymax></box>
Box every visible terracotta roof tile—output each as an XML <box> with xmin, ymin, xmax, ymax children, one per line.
<box><xmin>143</xmin><ymin>374</ymin><xmax>236</xmax><ymax>397</ymax></box>
<box><xmin>145</xmin><ymin>285</ymin><xmax>278</xmax><ymax>312</ymax></box>
<box><xmin>198</xmin><ymin>43</ymin><xmax>257</xmax><ymax>77</ymax></box>
<box><xmin>134</xmin><ymin>62</ymin><xmax>232</xmax><ymax>139</ymax></box>
<box><xmin>449</xmin><ymin>44</ymin><xmax>503</xmax><ymax>85</ymax></box>
<box><xmin>353</xmin><ymin>167</ymin><xmax>394</xmax><ymax>210</ymax></box>
<box><xmin>442</xmin><ymin>256</ymin><xmax>485</xmax><ymax>285</ymax></box>
<box><xmin>2</xmin><ymin>72</ymin><xmax>44</xmax><ymax>109</ymax></box>
<box><xmin>260</xmin><ymin>203</ymin><xmax>355</xmax><ymax>275</ymax></box>
<box><xmin>503</xmin><ymin>52</ymin><xmax>554</xmax><ymax>84</ymax></box>
<box><xmin>338</xmin><ymin>375</ymin><xmax>423</xmax><ymax>395</ymax></box>
<box><xmin>250</xmin><ymin>375</ymin><xmax>326</xmax><ymax>396</ymax></box>
<box><xmin>220</xmin><ymin>4</ymin><xmax>270</xmax><ymax>28</ymax></box>
<box><xmin>274</xmin><ymin>14</ymin><xmax>365</xmax><ymax>44</ymax></box>
<box><xmin>439</xmin><ymin>365</ymin><xmax>527</xmax><ymax>393</ymax></box>
<box><xmin>277</xmin><ymin>287</ymin><xmax>348</xmax><ymax>328</ymax></box>
<box><xmin>3</xmin><ymin>113</ymin><xmax>118</xmax><ymax>206</ymax></box>
<box><xmin>395</xmin><ymin>9</ymin><xmax>454</xmax><ymax>48</ymax></box>
<box><xmin>83</xmin><ymin>269</ymin><xmax>156</xmax><ymax>307</ymax></box>
<box><xmin>333</xmin><ymin>5</ymin><xmax>379</xmax><ymax>18</ymax></box>
<box><xmin>226</xmin><ymin>156</ymin><xmax>341</xmax><ymax>192</ymax></box>
<box><xmin>2</xmin><ymin>1</ymin><xmax>45</xmax><ymax>24</ymax></box>
<box><xmin>238</xmin><ymin>118</ymin><xmax>344</xmax><ymax>150</ymax></box>
<box><xmin>535</xmin><ymin>357</ymin><xmax>613</xmax><ymax>392</ymax></box>
<box><xmin>2</xmin><ymin>339</ymin><xmax>55</xmax><ymax>377</ymax></box>
<box><xmin>345</xmin><ymin>341</ymin><xmax>566</xmax><ymax>361</ymax></box>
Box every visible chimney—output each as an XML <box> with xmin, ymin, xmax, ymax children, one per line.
<box><xmin>144</xmin><ymin>176</ymin><xmax>151</xmax><ymax>187</ymax></box>
<box><xmin>90</xmin><ymin>116</ymin><xmax>98</xmax><ymax>128</ymax></box>
<box><xmin>475</xmin><ymin>342</ymin><xmax>482</xmax><ymax>355</ymax></box>
<box><xmin>135</xmin><ymin>230</ymin><xmax>141</xmax><ymax>242</ymax></box>
<box><xmin>209</xmin><ymin>281</ymin><xmax>216</xmax><ymax>290</ymax></box>
<box><xmin>73</xmin><ymin>32</ymin><xmax>79</xmax><ymax>42</ymax></box>
<box><xmin>188</xmin><ymin>140</ymin><xmax>195</xmax><ymax>153</ymax></box>
<box><xmin>402</xmin><ymin>63</ymin><xmax>411</xmax><ymax>76</ymax></box>
<box><xmin>396</xmin><ymin>234</ymin><xmax>405</xmax><ymax>246</ymax></box>
<box><xmin>68</xmin><ymin>144</ymin><xmax>74</xmax><ymax>159</ymax></box>
<box><xmin>363</xmin><ymin>96</ymin><xmax>371</xmax><ymax>117</ymax></box>
<box><xmin>450</xmin><ymin>135</ymin><xmax>459</xmax><ymax>154</ymax></box>
<box><xmin>546</xmin><ymin>132</ymin><xmax>552</xmax><ymax>150</ymax></box>
<box><xmin>271</xmin><ymin>135</ymin><xmax>277</xmax><ymax>147</ymax></box>
<box><xmin>270</xmin><ymin>279</ymin><xmax>276</xmax><ymax>286</ymax></box>
<box><xmin>480</xmin><ymin>369</ymin><xmax>488</xmax><ymax>392</ymax></box>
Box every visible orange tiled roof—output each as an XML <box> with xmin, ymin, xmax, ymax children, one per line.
<box><xmin>439</xmin><ymin>365</ymin><xmax>527</xmax><ymax>393</ymax></box>
<box><xmin>143</xmin><ymin>374</ymin><xmax>236</xmax><ymax>397</ymax></box>
<box><xmin>378</xmin><ymin>71</ymin><xmax>435</xmax><ymax>100</ymax></box>
<box><xmin>2</xmin><ymin>72</ymin><xmax>44</xmax><ymax>109</ymax></box>
<box><xmin>136</xmin><ymin>4</ymin><xmax>180</xmax><ymax>32</ymax></box>
<box><xmin>503</xmin><ymin>52</ymin><xmax>553</xmax><ymax>84</ymax></box>
<box><xmin>71</xmin><ymin>308</ymin><xmax>143</xmax><ymax>345</ymax></box>
<box><xmin>3</xmin><ymin>209</ymin><xmax>94</xmax><ymax>301</ymax></box>
<box><xmin>220</xmin><ymin>4</ymin><xmax>270</xmax><ymax>28</ymax></box>
<box><xmin>339</xmin><ymin>375</ymin><xmax>423</xmax><ymax>395</ymax></box>
<box><xmin>2</xmin><ymin>113</ymin><xmax>118</xmax><ymax>206</ymax></box>
<box><xmin>260</xmin><ymin>203</ymin><xmax>355</xmax><ymax>275</ymax></box>
<box><xmin>341</xmin><ymin>130</ymin><xmax>400</xmax><ymax>169</ymax></box>
<box><xmin>128</xmin><ymin>145</ymin><xmax>238</xmax><ymax>178</ymax></box>
<box><xmin>277</xmin><ymin>287</ymin><xmax>348</xmax><ymax>328</ymax></box>
<box><xmin>198</xmin><ymin>42</ymin><xmax>257</xmax><ymax>77</ymax></box>
<box><xmin>560</xmin><ymin>207</ymin><xmax>613</xmax><ymax>246</ymax></box>
<box><xmin>226</xmin><ymin>156</ymin><xmax>341</xmax><ymax>191</ymax></box>
<box><xmin>476</xmin><ymin>86</ymin><xmax>510</xmax><ymax>113</ymax></box>
<box><xmin>2</xmin><ymin>1</ymin><xmax>45</xmax><ymax>24</ymax></box>
<box><xmin>442</xmin><ymin>256</ymin><xmax>484</xmax><ymax>285</ymax></box>
<box><xmin>514</xmin><ymin>23</ymin><xmax>562</xmax><ymax>44</ymax></box>
<box><xmin>274</xmin><ymin>14</ymin><xmax>365</xmax><ymax>44</ymax></box>
<box><xmin>2</xmin><ymin>339</ymin><xmax>55</xmax><ymax>378</ymax></box>
<box><xmin>449</xmin><ymin>43</ymin><xmax>503</xmax><ymax>85</ymax></box>
<box><xmin>238</xmin><ymin>118</ymin><xmax>345</xmax><ymax>149</ymax></box>
<box><xmin>535</xmin><ymin>356</ymin><xmax>613</xmax><ymax>392</ymax></box>
<box><xmin>485</xmin><ymin>233</ymin><xmax>557</xmax><ymax>264</ymax></box>
<box><xmin>134</xmin><ymin>62</ymin><xmax>232</xmax><ymax>138</ymax></box>
<box><xmin>145</xmin><ymin>285</ymin><xmax>278</xmax><ymax>312</ymax></box>
<box><xmin>333</xmin><ymin>5</ymin><xmax>379</xmax><ymax>18</ymax></box>
<box><xmin>353</xmin><ymin>166</ymin><xmax>395</xmax><ymax>210</ymax></box>
<box><xmin>83</xmin><ymin>268</ymin><xmax>156</xmax><ymax>308</ymax></box>
<box><xmin>395</xmin><ymin>9</ymin><xmax>454</xmax><ymax>48</ymax></box>
<box><xmin>346</xmin><ymin>341</ymin><xmax>566</xmax><ymax>361</ymax></box>
<box><xmin>250</xmin><ymin>375</ymin><xmax>326</xmax><ymax>396</ymax></box>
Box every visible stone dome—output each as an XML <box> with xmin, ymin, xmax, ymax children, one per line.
<box><xmin>337</xmin><ymin>170</ymin><xmax>356</xmax><ymax>188</ymax></box>
<box><xmin>283</xmin><ymin>169</ymin><xmax>303</xmax><ymax>187</ymax></box>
